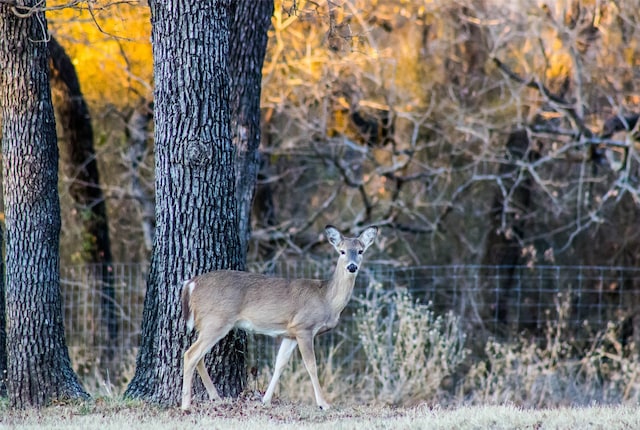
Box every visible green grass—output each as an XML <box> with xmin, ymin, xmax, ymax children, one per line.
<box><xmin>2</xmin><ymin>396</ymin><xmax>640</xmax><ymax>430</ymax></box>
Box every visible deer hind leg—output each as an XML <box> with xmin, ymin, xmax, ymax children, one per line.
<box><xmin>262</xmin><ymin>337</ymin><xmax>298</xmax><ymax>404</ymax></box>
<box><xmin>196</xmin><ymin>358</ymin><xmax>219</xmax><ymax>401</ymax></box>
<box><xmin>296</xmin><ymin>332</ymin><xmax>330</xmax><ymax>410</ymax></box>
<box><xmin>182</xmin><ymin>323</ymin><xmax>232</xmax><ymax>410</ymax></box>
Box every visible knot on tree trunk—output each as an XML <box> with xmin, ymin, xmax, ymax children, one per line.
<box><xmin>186</xmin><ymin>139</ymin><xmax>214</xmax><ymax>166</ymax></box>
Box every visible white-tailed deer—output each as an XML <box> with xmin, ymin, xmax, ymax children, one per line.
<box><xmin>180</xmin><ymin>225</ymin><xmax>378</xmax><ymax>411</ymax></box>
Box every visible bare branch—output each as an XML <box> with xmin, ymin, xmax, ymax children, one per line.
<box><xmin>492</xmin><ymin>57</ymin><xmax>593</xmax><ymax>138</ymax></box>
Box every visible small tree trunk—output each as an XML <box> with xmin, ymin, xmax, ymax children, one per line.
<box><xmin>48</xmin><ymin>36</ymin><xmax>118</xmax><ymax>376</ymax></box>
<box><xmin>125</xmin><ymin>100</ymin><xmax>156</xmax><ymax>252</ymax></box>
<box><xmin>481</xmin><ymin>130</ymin><xmax>534</xmax><ymax>334</ymax></box>
<box><xmin>230</xmin><ymin>0</ymin><xmax>274</xmax><ymax>256</ymax></box>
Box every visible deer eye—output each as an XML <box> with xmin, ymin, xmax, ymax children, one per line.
<box><xmin>340</xmin><ymin>250</ymin><xmax>346</xmax><ymax>255</ymax></box>
<box><xmin>358</xmin><ymin>250</ymin><xmax>363</xmax><ymax>255</ymax></box>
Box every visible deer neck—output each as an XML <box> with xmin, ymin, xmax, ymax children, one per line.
<box><xmin>325</xmin><ymin>264</ymin><xmax>357</xmax><ymax>314</ymax></box>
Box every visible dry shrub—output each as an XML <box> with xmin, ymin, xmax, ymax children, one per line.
<box><xmin>465</xmin><ymin>293</ymin><xmax>640</xmax><ymax>407</ymax></box>
<box><xmin>576</xmin><ymin>322</ymin><xmax>640</xmax><ymax>404</ymax></box>
<box><xmin>355</xmin><ymin>284</ymin><xmax>468</xmax><ymax>405</ymax></box>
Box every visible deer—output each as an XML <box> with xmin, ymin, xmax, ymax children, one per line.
<box><xmin>180</xmin><ymin>224</ymin><xmax>378</xmax><ymax>411</ymax></box>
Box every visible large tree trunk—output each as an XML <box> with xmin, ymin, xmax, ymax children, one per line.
<box><xmin>48</xmin><ymin>36</ymin><xmax>118</xmax><ymax>375</ymax></box>
<box><xmin>230</xmin><ymin>0</ymin><xmax>273</xmax><ymax>256</ymax></box>
<box><xmin>125</xmin><ymin>0</ymin><xmax>245</xmax><ymax>405</ymax></box>
<box><xmin>0</xmin><ymin>2</ymin><xmax>88</xmax><ymax>407</ymax></box>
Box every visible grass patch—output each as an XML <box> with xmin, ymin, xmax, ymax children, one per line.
<box><xmin>2</xmin><ymin>397</ymin><xmax>640</xmax><ymax>429</ymax></box>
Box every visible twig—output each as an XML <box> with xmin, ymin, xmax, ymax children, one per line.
<box><xmin>492</xmin><ymin>57</ymin><xmax>593</xmax><ymax>138</ymax></box>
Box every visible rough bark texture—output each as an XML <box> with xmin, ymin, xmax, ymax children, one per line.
<box><xmin>125</xmin><ymin>0</ymin><xmax>245</xmax><ymax>405</ymax></box>
<box><xmin>0</xmin><ymin>224</ymin><xmax>5</xmax><ymax>397</ymax></box>
<box><xmin>125</xmin><ymin>100</ymin><xmax>155</xmax><ymax>252</ymax></box>
<box><xmin>230</xmin><ymin>0</ymin><xmax>273</xmax><ymax>256</ymax></box>
<box><xmin>48</xmin><ymin>36</ymin><xmax>118</xmax><ymax>373</ymax></box>
<box><xmin>0</xmin><ymin>2</ymin><xmax>88</xmax><ymax>407</ymax></box>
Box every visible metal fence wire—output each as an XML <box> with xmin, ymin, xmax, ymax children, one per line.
<box><xmin>59</xmin><ymin>263</ymin><xmax>640</xmax><ymax>389</ymax></box>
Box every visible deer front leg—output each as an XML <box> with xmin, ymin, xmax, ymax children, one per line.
<box><xmin>296</xmin><ymin>332</ymin><xmax>330</xmax><ymax>410</ymax></box>
<box><xmin>263</xmin><ymin>337</ymin><xmax>298</xmax><ymax>404</ymax></box>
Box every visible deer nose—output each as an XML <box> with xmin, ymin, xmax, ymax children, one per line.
<box><xmin>346</xmin><ymin>263</ymin><xmax>358</xmax><ymax>273</ymax></box>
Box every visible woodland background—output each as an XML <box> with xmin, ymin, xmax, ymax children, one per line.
<box><xmin>2</xmin><ymin>0</ymin><xmax>640</xmax><ymax>410</ymax></box>
<box><xmin>34</xmin><ymin>0</ymin><xmax>640</xmax><ymax>363</ymax></box>
<box><xmin>18</xmin><ymin>0</ymin><xmax>637</xmax><ymax>272</ymax></box>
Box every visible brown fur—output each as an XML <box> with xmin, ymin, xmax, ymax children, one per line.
<box><xmin>180</xmin><ymin>225</ymin><xmax>378</xmax><ymax>411</ymax></box>
<box><xmin>181</xmin><ymin>280</ymin><xmax>192</xmax><ymax>331</ymax></box>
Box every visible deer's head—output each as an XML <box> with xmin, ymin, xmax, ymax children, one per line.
<box><xmin>325</xmin><ymin>225</ymin><xmax>378</xmax><ymax>274</ymax></box>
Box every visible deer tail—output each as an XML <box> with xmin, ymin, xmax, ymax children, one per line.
<box><xmin>181</xmin><ymin>279</ymin><xmax>196</xmax><ymax>332</ymax></box>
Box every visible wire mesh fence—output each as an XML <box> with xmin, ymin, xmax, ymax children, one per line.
<box><xmin>60</xmin><ymin>263</ymin><xmax>147</xmax><ymax>387</ymax></box>
<box><xmin>59</xmin><ymin>263</ymin><xmax>640</xmax><ymax>392</ymax></box>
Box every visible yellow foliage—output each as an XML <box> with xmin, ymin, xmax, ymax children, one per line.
<box><xmin>42</xmin><ymin>0</ymin><xmax>640</xmax><ymax>128</ymax></box>
<box><xmin>47</xmin><ymin>1</ymin><xmax>152</xmax><ymax>109</ymax></box>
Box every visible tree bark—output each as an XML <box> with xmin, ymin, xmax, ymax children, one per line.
<box><xmin>0</xmin><ymin>2</ymin><xmax>88</xmax><ymax>407</ymax></box>
<box><xmin>125</xmin><ymin>0</ymin><xmax>245</xmax><ymax>405</ymax></box>
<box><xmin>48</xmin><ymin>36</ymin><xmax>118</xmax><ymax>374</ymax></box>
<box><xmin>0</xmin><ymin>224</ymin><xmax>5</xmax><ymax>397</ymax></box>
<box><xmin>125</xmin><ymin>100</ymin><xmax>155</xmax><ymax>252</ymax></box>
<box><xmin>230</xmin><ymin>0</ymin><xmax>274</xmax><ymax>256</ymax></box>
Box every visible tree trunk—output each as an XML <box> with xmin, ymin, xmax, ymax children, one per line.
<box><xmin>0</xmin><ymin>3</ymin><xmax>88</xmax><ymax>407</ymax></box>
<box><xmin>481</xmin><ymin>129</ymin><xmax>534</xmax><ymax>334</ymax></box>
<box><xmin>48</xmin><ymin>36</ymin><xmax>118</xmax><ymax>375</ymax></box>
<box><xmin>0</xmin><ymin>224</ymin><xmax>5</xmax><ymax>397</ymax></box>
<box><xmin>125</xmin><ymin>100</ymin><xmax>155</xmax><ymax>252</ymax></box>
<box><xmin>125</xmin><ymin>0</ymin><xmax>245</xmax><ymax>405</ymax></box>
<box><xmin>230</xmin><ymin>0</ymin><xmax>274</xmax><ymax>256</ymax></box>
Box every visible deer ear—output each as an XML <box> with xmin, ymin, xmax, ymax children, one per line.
<box><xmin>324</xmin><ymin>225</ymin><xmax>342</xmax><ymax>249</ymax></box>
<box><xmin>359</xmin><ymin>226</ymin><xmax>378</xmax><ymax>250</ymax></box>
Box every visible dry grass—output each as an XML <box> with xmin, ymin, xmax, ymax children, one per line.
<box><xmin>2</xmin><ymin>396</ymin><xmax>640</xmax><ymax>430</ymax></box>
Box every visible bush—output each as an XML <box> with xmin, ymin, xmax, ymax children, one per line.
<box><xmin>355</xmin><ymin>284</ymin><xmax>468</xmax><ymax>405</ymax></box>
<box><xmin>465</xmin><ymin>293</ymin><xmax>640</xmax><ymax>407</ymax></box>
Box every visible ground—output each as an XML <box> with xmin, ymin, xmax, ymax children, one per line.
<box><xmin>2</xmin><ymin>395</ymin><xmax>640</xmax><ymax>429</ymax></box>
